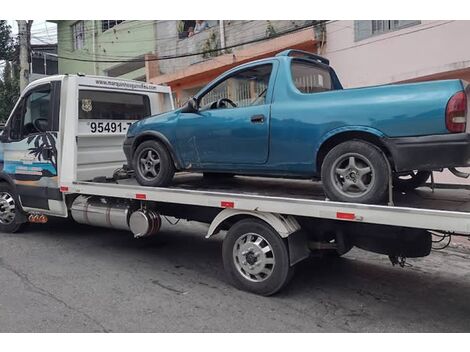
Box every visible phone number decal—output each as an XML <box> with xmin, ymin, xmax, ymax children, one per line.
<box><xmin>89</xmin><ymin>121</ymin><xmax>133</xmax><ymax>133</ymax></box>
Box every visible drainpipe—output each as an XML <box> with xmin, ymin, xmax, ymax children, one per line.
<box><xmin>92</xmin><ymin>20</ymin><xmax>98</xmax><ymax>75</ymax></box>
<box><xmin>219</xmin><ymin>20</ymin><xmax>226</xmax><ymax>53</ymax></box>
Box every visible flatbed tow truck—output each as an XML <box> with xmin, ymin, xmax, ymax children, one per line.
<box><xmin>0</xmin><ymin>74</ymin><xmax>469</xmax><ymax>295</ymax></box>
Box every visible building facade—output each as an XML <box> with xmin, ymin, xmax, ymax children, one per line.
<box><xmin>146</xmin><ymin>20</ymin><xmax>322</xmax><ymax>106</ymax></box>
<box><xmin>323</xmin><ymin>20</ymin><xmax>470</xmax><ymax>87</ymax></box>
<box><xmin>52</xmin><ymin>20</ymin><xmax>158</xmax><ymax>81</ymax></box>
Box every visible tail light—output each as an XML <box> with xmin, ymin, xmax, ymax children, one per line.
<box><xmin>446</xmin><ymin>91</ymin><xmax>467</xmax><ymax>133</ymax></box>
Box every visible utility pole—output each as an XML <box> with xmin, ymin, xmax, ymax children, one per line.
<box><xmin>17</xmin><ymin>20</ymin><xmax>33</xmax><ymax>92</ymax></box>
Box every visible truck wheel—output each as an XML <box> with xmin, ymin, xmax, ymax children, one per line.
<box><xmin>0</xmin><ymin>183</ymin><xmax>25</xmax><ymax>233</ymax></box>
<box><xmin>393</xmin><ymin>171</ymin><xmax>431</xmax><ymax>192</ymax></box>
<box><xmin>222</xmin><ymin>218</ymin><xmax>293</xmax><ymax>296</ymax></box>
<box><xmin>134</xmin><ymin>140</ymin><xmax>175</xmax><ymax>187</ymax></box>
<box><xmin>321</xmin><ymin>140</ymin><xmax>389</xmax><ymax>204</ymax></box>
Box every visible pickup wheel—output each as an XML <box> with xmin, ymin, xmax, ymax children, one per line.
<box><xmin>393</xmin><ymin>171</ymin><xmax>431</xmax><ymax>191</ymax></box>
<box><xmin>321</xmin><ymin>140</ymin><xmax>389</xmax><ymax>204</ymax></box>
<box><xmin>222</xmin><ymin>219</ymin><xmax>293</xmax><ymax>296</ymax></box>
<box><xmin>0</xmin><ymin>183</ymin><xmax>25</xmax><ymax>233</ymax></box>
<box><xmin>133</xmin><ymin>140</ymin><xmax>175</xmax><ymax>187</ymax></box>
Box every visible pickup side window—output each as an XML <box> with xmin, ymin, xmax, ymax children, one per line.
<box><xmin>9</xmin><ymin>85</ymin><xmax>52</xmax><ymax>140</ymax></box>
<box><xmin>291</xmin><ymin>60</ymin><xmax>332</xmax><ymax>93</ymax></box>
<box><xmin>199</xmin><ymin>64</ymin><xmax>273</xmax><ymax>110</ymax></box>
<box><xmin>78</xmin><ymin>90</ymin><xmax>151</xmax><ymax>120</ymax></box>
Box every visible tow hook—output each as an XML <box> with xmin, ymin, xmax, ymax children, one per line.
<box><xmin>449</xmin><ymin>167</ymin><xmax>470</xmax><ymax>179</ymax></box>
<box><xmin>28</xmin><ymin>213</ymin><xmax>48</xmax><ymax>223</ymax></box>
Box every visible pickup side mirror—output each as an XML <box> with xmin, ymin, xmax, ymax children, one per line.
<box><xmin>181</xmin><ymin>97</ymin><xmax>199</xmax><ymax>113</ymax></box>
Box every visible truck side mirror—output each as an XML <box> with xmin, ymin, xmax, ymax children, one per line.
<box><xmin>181</xmin><ymin>98</ymin><xmax>199</xmax><ymax>113</ymax></box>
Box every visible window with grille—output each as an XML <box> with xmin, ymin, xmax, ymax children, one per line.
<box><xmin>72</xmin><ymin>21</ymin><xmax>85</xmax><ymax>50</ymax></box>
<box><xmin>102</xmin><ymin>20</ymin><xmax>124</xmax><ymax>32</ymax></box>
<box><xmin>199</xmin><ymin>64</ymin><xmax>272</xmax><ymax>109</ymax></box>
<box><xmin>355</xmin><ymin>20</ymin><xmax>421</xmax><ymax>41</ymax></box>
<box><xmin>291</xmin><ymin>60</ymin><xmax>332</xmax><ymax>93</ymax></box>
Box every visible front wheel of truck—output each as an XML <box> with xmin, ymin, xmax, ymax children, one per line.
<box><xmin>321</xmin><ymin>140</ymin><xmax>389</xmax><ymax>204</ymax></box>
<box><xmin>0</xmin><ymin>183</ymin><xmax>25</xmax><ymax>233</ymax></box>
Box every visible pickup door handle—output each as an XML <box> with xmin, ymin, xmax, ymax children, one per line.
<box><xmin>250</xmin><ymin>114</ymin><xmax>265</xmax><ymax>124</ymax></box>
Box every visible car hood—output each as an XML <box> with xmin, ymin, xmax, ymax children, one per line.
<box><xmin>127</xmin><ymin>109</ymin><xmax>181</xmax><ymax>136</ymax></box>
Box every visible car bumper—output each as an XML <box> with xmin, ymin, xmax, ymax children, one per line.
<box><xmin>383</xmin><ymin>133</ymin><xmax>470</xmax><ymax>172</ymax></box>
<box><xmin>123</xmin><ymin>136</ymin><xmax>135</xmax><ymax>168</ymax></box>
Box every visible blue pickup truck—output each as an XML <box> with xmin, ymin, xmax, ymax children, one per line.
<box><xmin>123</xmin><ymin>49</ymin><xmax>470</xmax><ymax>203</ymax></box>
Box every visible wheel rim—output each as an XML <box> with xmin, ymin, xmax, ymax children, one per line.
<box><xmin>0</xmin><ymin>192</ymin><xmax>16</xmax><ymax>225</ymax></box>
<box><xmin>330</xmin><ymin>153</ymin><xmax>375</xmax><ymax>198</ymax></box>
<box><xmin>137</xmin><ymin>147</ymin><xmax>161</xmax><ymax>181</ymax></box>
<box><xmin>233</xmin><ymin>232</ymin><xmax>275</xmax><ymax>282</ymax></box>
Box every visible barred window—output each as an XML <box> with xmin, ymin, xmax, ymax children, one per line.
<box><xmin>72</xmin><ymin>21</ymin><xmax>85</xmax><ymax>50</ymax></box>
<box><xmin>291</xmin><ymin>60</ymin><xmax>332</xmax><ymax>93</ymax></box>
<box><xmin>102</xmin><ymin>20</ymin><xmax>124</xmax><ymax>32</ymax></box>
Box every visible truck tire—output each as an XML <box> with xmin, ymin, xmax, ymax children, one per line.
<box><xmin>393</xmin><ymin>171</ymin><xmax>431</xmax><ymax>192</ymax></box>
<box><xmin>133</xmin><ymin>140</ymin><xmax>175</xmax><ymax>187</ymax></box>
<box><xmin>0</xmin><ymin>183</ymin><xmax>25</xmax><ymax>233</ymax></box>
<box><xmin>222</xmin><ymin>218</ymin><xmax>294</xmax><ymax>296</ymax></box>
<box><xmin>321</xmin><ymin>140</ymin><xmax>389</xmax><ymax>204</ymax></box>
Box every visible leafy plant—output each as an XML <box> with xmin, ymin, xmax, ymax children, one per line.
<box><xmin>266</xmin><ymin>21</ymin><xmax>277</xmax><ymax>38</ymax></box>
<box><xmin>201</xmin><ymin>30</ymin><xmax>220</xmax><ymax>58</ymax></box>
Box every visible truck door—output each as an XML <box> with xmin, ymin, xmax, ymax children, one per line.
<box><xmin>0</xmin><ymin>82</ymin><xmax>62</xmax><ymax>211</ymax></box>
<box><xmin>176</xmin><ymin>63</ymin><xmax>276</xmax><ymax>166</ymax></box>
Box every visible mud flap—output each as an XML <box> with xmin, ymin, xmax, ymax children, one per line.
<box><xmin>287</xmin><ymin>229</ymin><xmax>310</xmax><ymax>266</ymax></box>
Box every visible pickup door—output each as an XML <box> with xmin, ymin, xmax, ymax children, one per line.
<box><xmin>176</xmin><ymin>62</ymin><xmax>276</xmax><ymax>166</ymax></box>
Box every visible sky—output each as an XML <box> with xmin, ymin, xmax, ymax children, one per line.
<box><xmin>7</xmin><ymin>20</ymin><xmax>57</xmax><ymax>44</ymax></box>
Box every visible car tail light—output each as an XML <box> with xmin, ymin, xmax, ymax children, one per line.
<box><xmin>446</xmin><ymin>91</ymin><xmax>467</xmax><ymax>133</ymax></box>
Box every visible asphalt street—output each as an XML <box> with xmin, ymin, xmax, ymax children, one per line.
<box><xmin>1</xmin><ymin>217</ymin><xmax>470</xmax><ymax>332</ymax></box>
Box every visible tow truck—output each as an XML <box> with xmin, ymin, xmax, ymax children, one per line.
<box><xmin>0</xmin><ymin>74</ymin><xmax>469</xmax><ymax>296</ymax></box>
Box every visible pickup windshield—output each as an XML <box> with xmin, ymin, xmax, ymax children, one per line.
<box><xmin>291</xmin><ymin>59</ymin><xmax>332</xmax><ymax>93</ymax></box>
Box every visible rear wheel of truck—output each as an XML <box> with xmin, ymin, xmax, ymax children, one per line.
<box><xmin>222</xmin><ymin>218</ymin><xmax>293</xmax><ymax>296</ymax></box>
<box><xmin>393</xmin><ymin>171</ymin><xmax>431</xmax><ymax>192</ymax></box>
<box><xmin>321</xmin><ymin>140</ymin><xmax>389</xmax><ymax>204</ymax></box>
<box><xmin>134</xmin><ymin>140</ymin><xmax>175</xmax><ymax>187</ymax></box>
<box><xmin>0</xmin><ymin>183</ymin><xmax>25</xmax><ymax>233</ymax></box>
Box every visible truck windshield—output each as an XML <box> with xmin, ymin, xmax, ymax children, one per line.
<box><xmin>291</xmin><ymin>60</ymin><xmax>332</xmax><ymax>93</ymax></box>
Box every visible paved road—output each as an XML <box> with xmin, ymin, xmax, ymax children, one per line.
<box><xmin>1</xmin><ymin>218</ymin><xmax>470</xmax><ymax>332</ymax></box>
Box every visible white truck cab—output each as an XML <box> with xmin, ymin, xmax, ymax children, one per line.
<box><xmin>0</xmin><ymin>74</ymin><xmax>173</xmax><ymax>219</ymax></box>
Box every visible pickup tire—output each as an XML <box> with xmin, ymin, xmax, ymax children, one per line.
<box><xmin>393</xmin><ymin>171</ymin><xmax>431</xmax><ymax>192</ymax></box>
<box><xmin>0</xmin><ymin>183</ymin><xmax>25</xmax><ymax>233</ymax></box>
<box><xmin>321</xmin><ymin>140</ymin><xmax>389</xmax><ymax>204</ymax></box>
<box><xmin>133</xmin><ymin>140</ymin><xmax>175</xmax><ymax>187</ymax></box>
<box><xmin>222</xmin><ymin>218</ymin><xmax>294</xmax><ymax>296</ymax></box>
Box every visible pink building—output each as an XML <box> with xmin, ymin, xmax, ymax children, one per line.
<box><xmin>323</xmin><ymin>20</ymin><xmax>470</xmax><ymax>87</ymax></box>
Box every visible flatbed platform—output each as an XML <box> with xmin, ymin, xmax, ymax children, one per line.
<box><xmin>65</xmin><ymin>173</ymin><xmax>470</xmax><ymax>234</ymax></box>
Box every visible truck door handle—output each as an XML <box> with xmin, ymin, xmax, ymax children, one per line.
<box><xmin>250</xmin><ymin>114</ymin><xmax>265</xmax><ymax>124</ymax></box>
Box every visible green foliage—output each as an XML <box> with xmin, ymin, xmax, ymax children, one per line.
<box><xmin>0</xmin><ymin>21</ymin><xmax>19</xmax><ymax>121</ymax></box>
<box><xmin>201</xmin><ymin>30</ymin><xmax>220</xmax><ymax>59</ymax></box>
<box><xmin>266</xmin><ymin>21</ymin><xmax>277</xmax><ymax>38</ymax></box>
<box><xmin>0</xmin><ymin>65</ymin><xmax>20</xmax><ymax>123</ymax></box>
<box><xmin>0</xmin><ymin>20</ymin><xmax>15</xmax><ymax>61</ymax></box>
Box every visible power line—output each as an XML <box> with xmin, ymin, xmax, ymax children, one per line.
<box><xmin>56</xmin><ymin>21</ymin><xmax>327</xmax><ymax>64</ymax></box>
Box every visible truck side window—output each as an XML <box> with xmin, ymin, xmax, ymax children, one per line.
<box><xmin>10</xmin><ymin>85</ymin><xmax>52</xmax><ymax>140</ymax></box>
<box><xmin>199</xmin><ymin>64</ymin><xmax>273</xmax><ymax>109</ymax></box>
<box><xmin>291</xmin><ymin>60</ymin><xmax>332</xmax><ymax>93</ymax></box>
<box><xmin>78</xmin><ymin>90</ymin><xmax>151</xmax><ymax>120</ymax></box>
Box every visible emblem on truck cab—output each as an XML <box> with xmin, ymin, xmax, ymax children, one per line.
<box><xmin>81</xmin><ymin>99</ymin><xmax>93</xmax><ymax>113</ymax></box>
